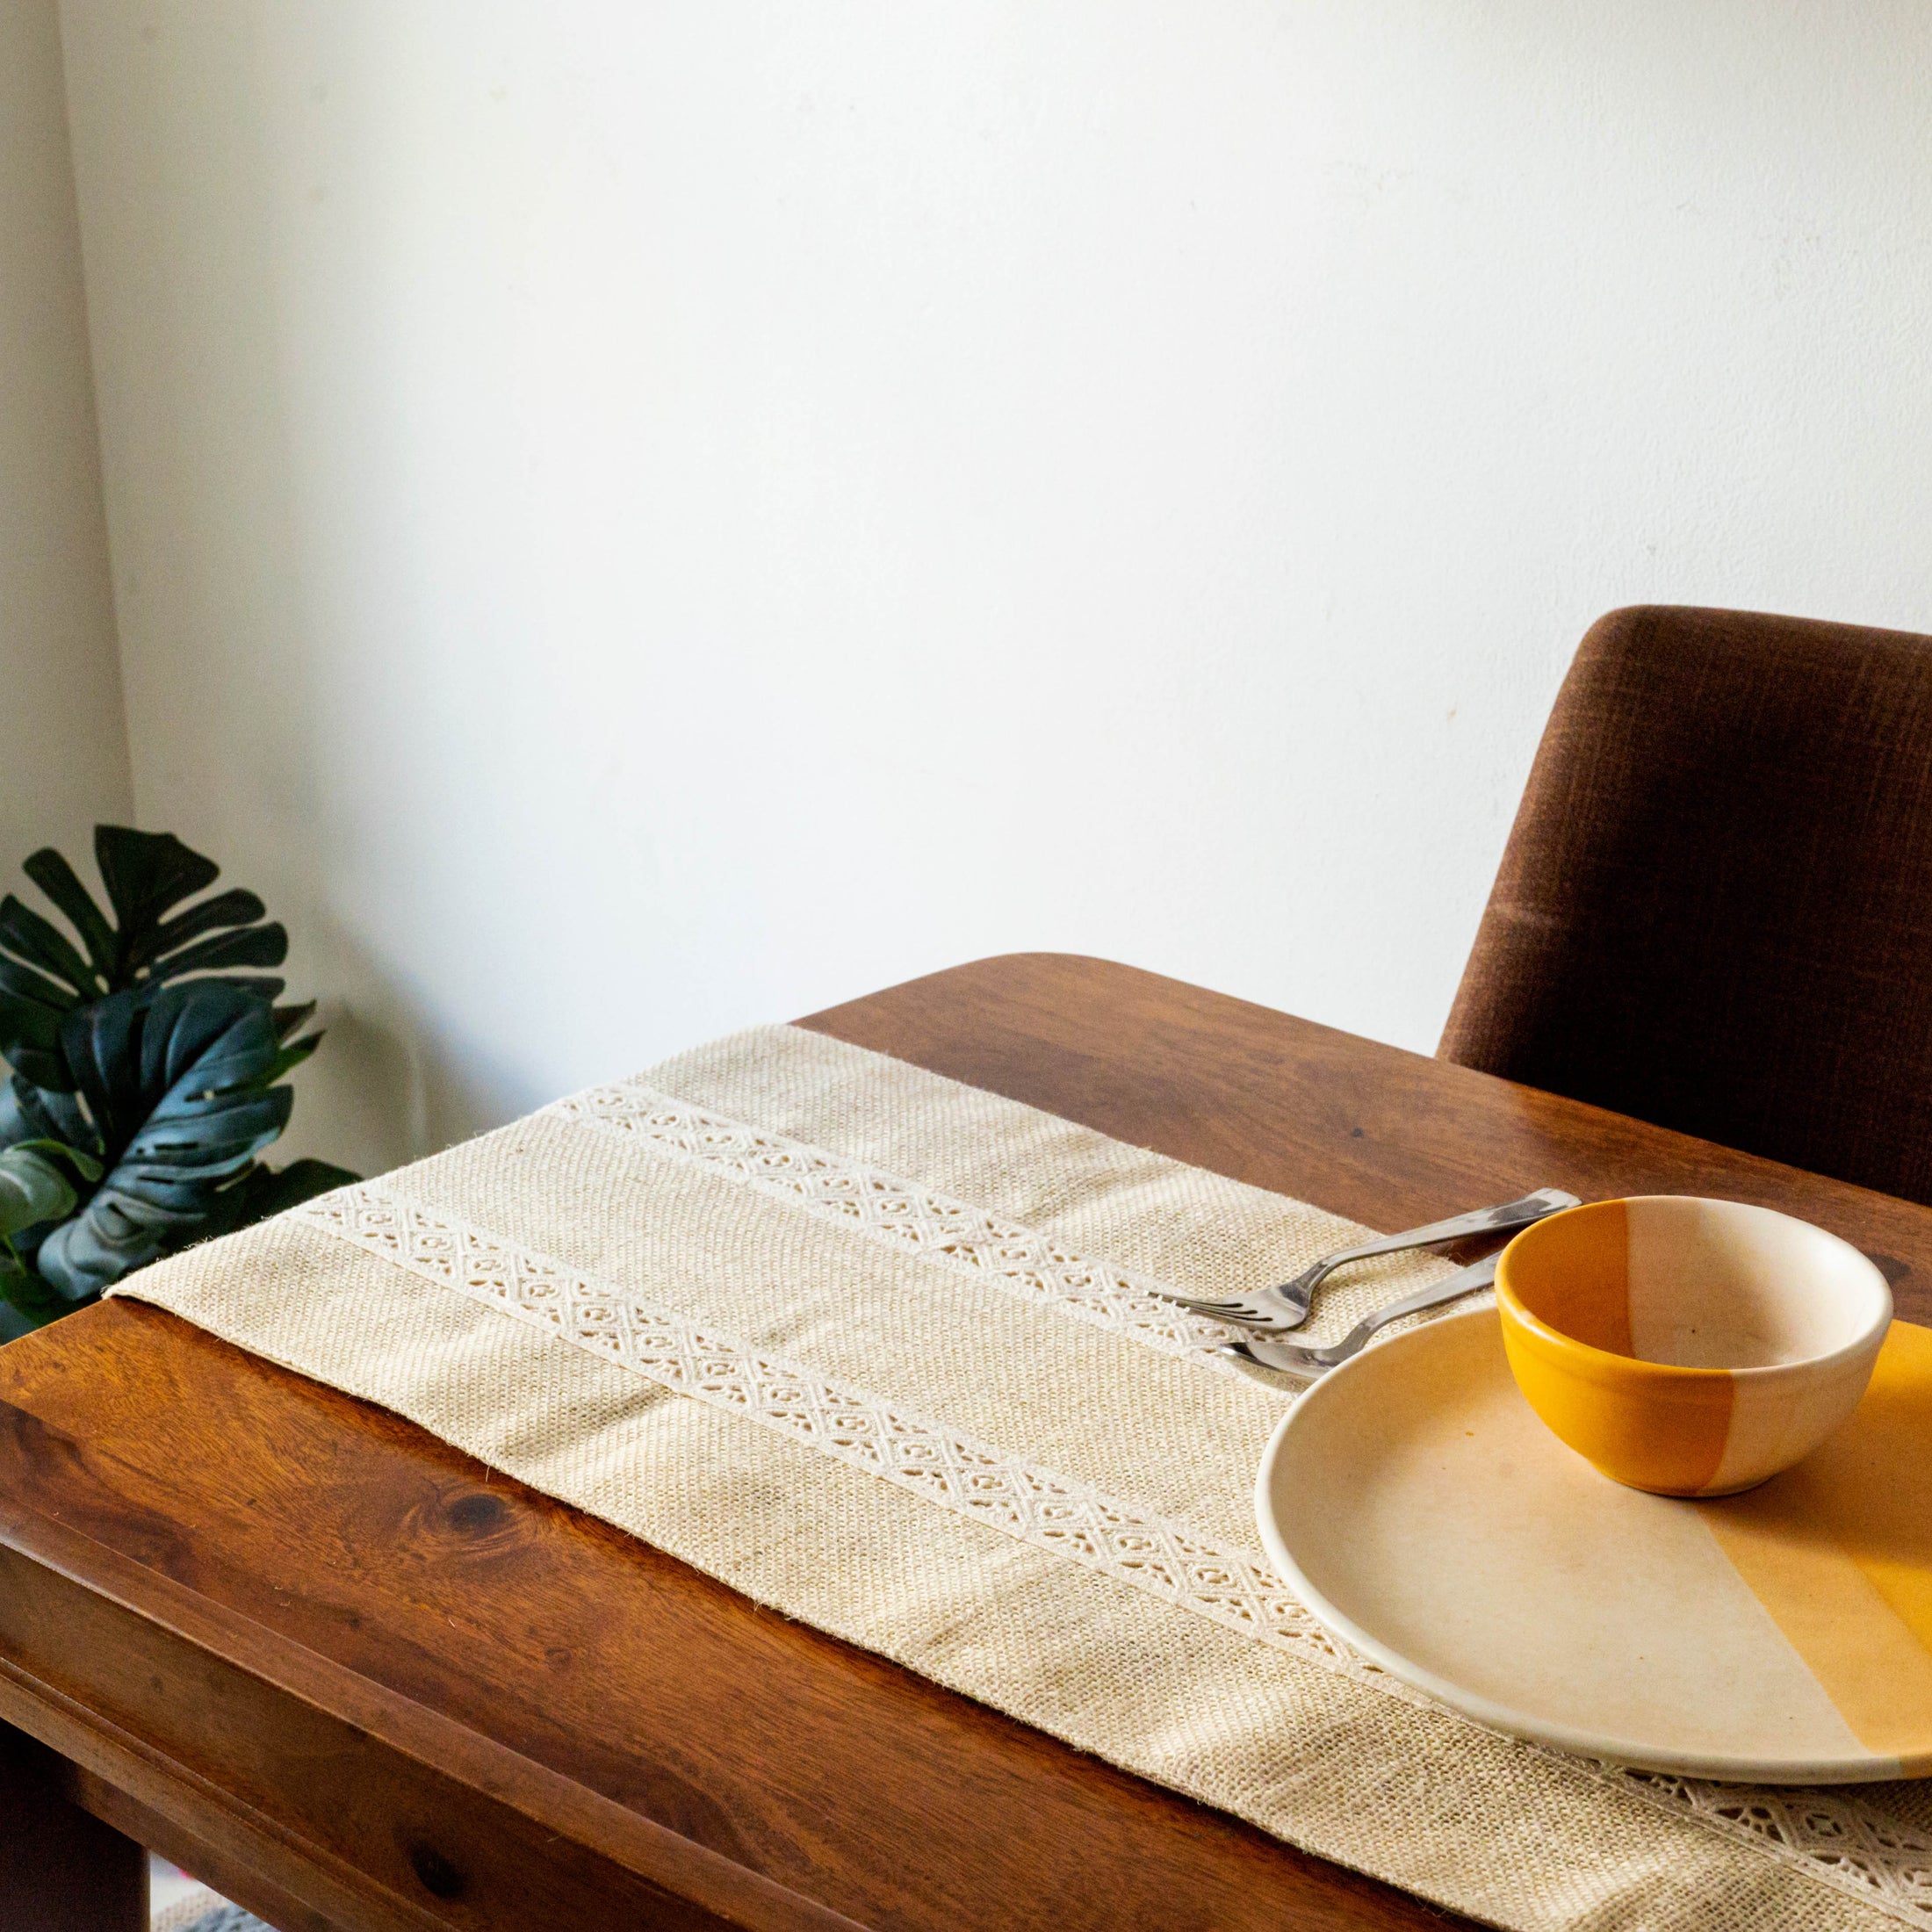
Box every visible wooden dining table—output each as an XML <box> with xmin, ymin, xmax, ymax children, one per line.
<box><xmin>1</xmin><ymin>952</ymin><xmax>1928</xmax><ymax>1932</ymax></box>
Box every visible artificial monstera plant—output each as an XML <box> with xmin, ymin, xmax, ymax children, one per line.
<box><xmin>0</xmin><ymin>825</ymin><xmax>357</xmax><ymax>1338</ymax></box>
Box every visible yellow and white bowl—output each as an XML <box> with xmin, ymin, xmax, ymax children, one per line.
<box><xmin>1496</xmin><ymin>1196</ymin><xmax>1891</xmax><ymax>1496</ymax></box>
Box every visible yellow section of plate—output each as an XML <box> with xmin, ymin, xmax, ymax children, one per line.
<box><xmin>1255</xmin><ymin>1308</ymin><xmax>1932</xmax><ymax>1782</ymax></box>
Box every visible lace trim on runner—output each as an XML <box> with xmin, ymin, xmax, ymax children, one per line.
<box><xmin>544</xmin><ymin>1080</ymin><xmax>1283</xmax><ymax>1375</ymax></box>
<box><xmin>295</xmin><ymin>1184</ymin><xmax>1398</xmax><ymax>1690</ymax></box>
<box><xmin>1592</xmin><ymin>1770</ymin><xmax>1932</xmax><ymax>1927</ymax></box>
<box><xmin>294</xmin><ymin>1181</ymin><xmax>1932</xmax><ymax>1931</ymax></box>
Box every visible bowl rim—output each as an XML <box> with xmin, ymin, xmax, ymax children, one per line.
<box><xmin>1495</xmin><ymin>1193</ymin><xmax>1893</xmax><ymax>1383</ymax></box>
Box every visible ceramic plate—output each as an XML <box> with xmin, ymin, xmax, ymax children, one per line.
<box><xmin>1255</xmin><ymin>1306</ymin><xmax>1932</xmax><ymax>1783</ymax></box>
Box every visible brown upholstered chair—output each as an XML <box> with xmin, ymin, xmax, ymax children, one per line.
<box><xmin>1439</xmin><ymin>604</ymin><xmax>1932</xmax><ymax>1205</ymax></box>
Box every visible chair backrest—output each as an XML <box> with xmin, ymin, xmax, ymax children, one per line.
<box><xmin>1439</xmin><ymin>604</ymin><xmax>1932</xmax><ymax>1204</ymax></box>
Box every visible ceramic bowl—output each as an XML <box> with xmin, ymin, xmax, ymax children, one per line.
<box><xmin>1495</xmin><ymin>1196</ymin><xmax>1891</xmax><ymax>1496</ymax></box>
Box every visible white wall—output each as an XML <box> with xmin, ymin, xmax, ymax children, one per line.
<box><xmin>56</xmin><ymin>1</ymin><xmax>1932</xmax><ymax>1176</ymax></box>
<box><xmin>0</xmin><ymin>0</ymin><xmax>129</xmax><ymax>869</ymax></box>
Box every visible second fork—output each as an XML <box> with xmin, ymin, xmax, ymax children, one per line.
<box><xmin>1155</xmin><ymin>1187</ymin><xmax>1578</xmax><ymax>1332</ymax></box>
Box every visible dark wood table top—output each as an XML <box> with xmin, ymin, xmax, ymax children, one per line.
<box><xmin>0</xmin><ymin>953</ymin><xmax>1927</xmax><ymax>1932</ymax></box>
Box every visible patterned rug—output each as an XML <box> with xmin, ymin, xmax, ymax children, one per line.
<box><xmin>151</xmin><ymin>1889</ymin><xmax>269</xmax><ymax>1932</ymax></box>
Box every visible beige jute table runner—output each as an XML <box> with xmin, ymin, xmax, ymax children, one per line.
<box><xmin>112</xmin><ymin>1025</ymin><xmax>1932</xmax><ymax>1932</ymax></box>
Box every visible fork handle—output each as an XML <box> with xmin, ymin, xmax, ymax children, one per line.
<box><xmin>1301</xmin><ymin>1189</ymin><xmax>1576</xmax><ymax>1285</ymax></box>
<box><xmin>1238</xmin><ymin>1255</ymin><xmax>1500</xmax><ymax>1376</ymax></box>
<box><xmin>1333</xmin><ymin>1252</ymin><xmax>1500</xmax><ymax>1348</ymax></box>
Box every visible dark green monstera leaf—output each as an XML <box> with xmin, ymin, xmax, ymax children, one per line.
<box><xmin>0</xmin><ymin>1137</ymin><xmax>100</xmax><ymax>1236</ymax></box>
<box><xmin>34</xmin><ymin>982</ymin><xmax>300</xmax><ymax>1300</ymax></box>
<box><xmin>0</xmin><ymin>1139</ymin><xmax>104</xmax><ymax>1338</ymax></box>
<box><xmin>0</xmin><ymin>1075</ymin><xmax>90</xmax><ymax>1157</ymax></box>
<box><xmin>198</xmin><ymin>1157</ymin><xmax>359</xmax><ymax>1239</ymax></box>
<box><xmin>0</xmin><ymin>826</ymin><xmax>293</xmax><ymax>1092</ymax></box>
<box><xmin>0</xmin><ymin>828</ymin><xmax>358</xmax><ymax>1317</ymax></box>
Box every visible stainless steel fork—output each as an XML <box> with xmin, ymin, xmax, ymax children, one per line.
<box><xmin>1227</xmin><ymin>1254</ymin><xmax>1498</xmax><ymax>1377</ymax></box>
<box><xmin>1153</xmin><ymin>1187</ymin><xmax>1577</xmax><ymax>1332</ymax></box>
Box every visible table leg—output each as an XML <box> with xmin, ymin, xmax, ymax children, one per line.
<box><xmin>0</xmin><ymin>1722</ymin><xmax>148</xmax><ymax>1931</ymax></box>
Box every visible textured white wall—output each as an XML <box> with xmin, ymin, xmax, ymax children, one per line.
<box><xmin>0</xmin><ymin>0</ymin><xmax>129</xmax><ymax>868</ymax></box>
<box><xmin>56</xmin><ymin>1</ymin><xmax>1932</xmax><ymax>1175</ymax></box>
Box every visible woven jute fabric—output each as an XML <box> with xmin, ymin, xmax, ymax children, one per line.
<box><xmin>112</xmin><ymin>1025</ymin><xmax>1932</xmax><ymax>1932</ymax></box>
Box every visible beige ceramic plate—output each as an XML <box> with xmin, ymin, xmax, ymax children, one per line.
<box><xmin>1255</xmin><ymin>1306</ymin><xmax>1932</xmax><ymax>1783</ymax></box>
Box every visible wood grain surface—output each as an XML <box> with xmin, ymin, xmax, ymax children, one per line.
<box><xmin>0</xmin><ymin>952</ymin><xmax>1921</xmax><ymax>1932</ymax></box>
